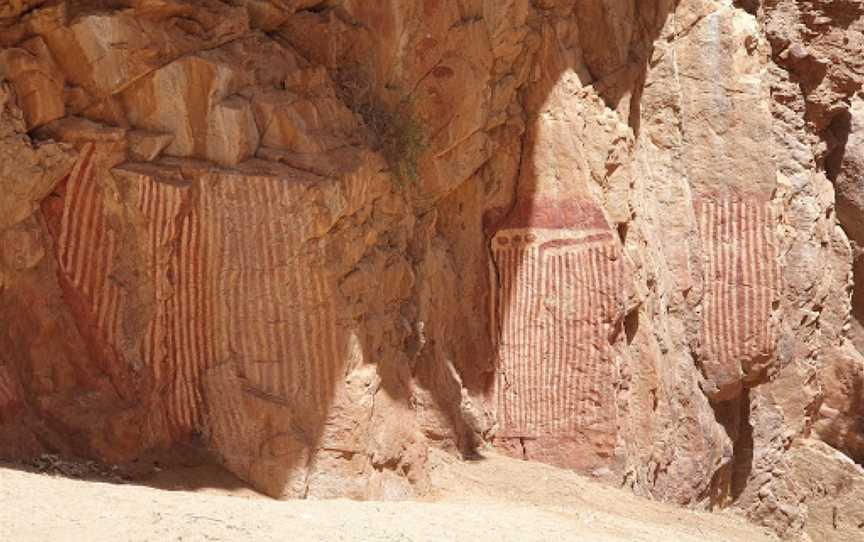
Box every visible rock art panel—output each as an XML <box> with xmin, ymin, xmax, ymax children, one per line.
<box><xmin>2</xmin><ymin>1</ymin><xmax>863</xmax><ymax>536</ymax></box>
<box><xmin>131</xmin><ymin>172</ymin><xmax>206</xmax><ymax>437</ymax></box>
<box><xmin>50</xmin><ymin>143</ymin><xmax>124</xmax><ymax>349</ymax></box>
<box><xmin>490</xmin><ymin>199</ymin><xmax>624</xmax><ymax>463</ymax></box>
<box><xmin>201</xmin><ymin>174</ymin><xmax>342</xmax><ymax>418</ymax></box>
<box><xmin>110</xmin><ymin>158</ymin><xmax>388</xmax><ymax>496</ymax></box>
<box><xmin>695</xmin><ymin>197</ymin><xmax>780</xmax><ymax>400</ymax></box>
<box><xmin>42</xmin><ymin>145</ymin><xmax>362</xmax><ymax>452</ymax></box>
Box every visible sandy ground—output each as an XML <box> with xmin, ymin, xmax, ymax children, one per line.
<box><xmin>0</xmin><ymin>449</ymin><xmax>777</xmax><ymax>542</ymax></box>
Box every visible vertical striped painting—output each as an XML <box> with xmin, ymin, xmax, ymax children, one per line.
<box><xmin>55</xmin><ymin>143</ymin><xmax>123</xmax><ymax>347</ymax></box>
<box><xmin>491</xmin><ymin>229</ymin><xmax>623</xmax><ymax>438</ymax></box>
<box><xmin>696</xmin><ymin>199</ymin><xmax>780</xmax><ymax>373</ymax></box>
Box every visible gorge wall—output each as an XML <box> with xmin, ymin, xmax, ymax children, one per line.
<box><xmin>1</xmin><ymin>1</ymin><xmax>864</xmax><ymax>540</ymax></box>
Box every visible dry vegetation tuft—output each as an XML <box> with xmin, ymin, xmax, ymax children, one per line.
<box><xmin>336</xmin><ymin>69</ymin><xmax>427</xmax><ymax>186</ymax></box>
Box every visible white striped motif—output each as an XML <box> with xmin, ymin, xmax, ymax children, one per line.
<box><xmin>492</xmin><ymin>236</ymin><xmax>623</xmax><ymax>438</ymax></box>
<box><xmin>136</xmin><ymin>177</ymin><xmax>212</xmax><ymax>438</ymax></box>
<box><xmin>697</xmin><ymin>199</ymin><xmax>779</xmax><ymax>374</ymax></box>
<box><xmin>207</xmin><ymin>177</ymin><xmax>339</xmax><ymax>423</ymax></box>
<box><xmin>55</xmin><ymin>143</ymin><xmax>122</xmax><ymax>346</ymax></box>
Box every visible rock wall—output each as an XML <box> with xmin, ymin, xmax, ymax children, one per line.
<box><xmin>1</xmin><ymin>1</ymin><xmax>864</xmax><ymax>539</ymax></box>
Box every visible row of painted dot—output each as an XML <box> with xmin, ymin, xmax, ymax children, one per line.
<box><xmin>496</xmin><ymin>233</ymin><xmax>538</xmax><ymax>245</ymax></box>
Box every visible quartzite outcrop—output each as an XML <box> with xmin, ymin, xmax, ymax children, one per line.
<box><xmin>1</xmin><ymin>1</ymin><xmax>863</xmax><ymax>540</ymax></box>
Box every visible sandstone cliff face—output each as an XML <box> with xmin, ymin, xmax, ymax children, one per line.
<box><xmin>1</xmin><ymin>1</ymin><xmax>863</xmax><ymax>539</ymax></box>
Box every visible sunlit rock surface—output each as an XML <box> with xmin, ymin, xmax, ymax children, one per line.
<box><xmin>1</xmin><ymin>1</ymin><xmax>864</xmax><ymax>539</ymax></box>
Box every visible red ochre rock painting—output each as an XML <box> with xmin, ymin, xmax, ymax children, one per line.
<box><xmin>42</xmin><ymin>146</ymin><xmax>349</xmax><ymax>485</ymax></box>
<box><xmin>37</xmin><ymin>142</ymin><xmax>147</xmax><ymax>416</ymax></box>
<box><xmin>489</xmin><ymin>199</ymin><xmax>624</xmax><ymax>466</ymax></box>
<box><xmin>43</xmin><ymin>147</ymin><xmax>211</xmax><ymax>441</ymax></box>
<box><xmin>131</xmin><ymin>163</ymin><xmax>344</xmax><ymax>443</ymax></box>
<box><xmin>489</xmin><ymin>198</ymin><xmax>610</xmax><ymax>232</ymax></box>
<box><xmin>52</xmin><ymin>143</ymin><xmax>124</xmax><ymax>352</ymax></box>
<box><xmin>134</xmin><ymin>171</ymin><xmax>208</xmax><ymax>438</ymax></box>
<box><xmin>42</xmin><ymin>145</ymin><xmax>197</xmax><ymax>438</ymax></box>
<box><xmin>695</xmin><ymin>198</ymin><xmax>781</xmax><ymax>400</ymax></box>
<box><xmin>196</xmin><ymin>175</ymin><xmax>343</xmax><ymax>448</ymax></box>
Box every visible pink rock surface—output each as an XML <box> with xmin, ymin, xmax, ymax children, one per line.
<box><xmin>1</xmin><ymin>2</ymin><xmax>864</xmax><ymax>540</ymax></box>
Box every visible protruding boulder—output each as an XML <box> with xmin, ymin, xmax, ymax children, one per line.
<box><xmin>252</xmin><ymin>87</ymin><xmax>356</xmax><ymax>154</ymax></box>
<box><xmin>29</xmin><ymin>1</ymin><xmax>249</xmax><ymax>99</ymax></box>
<box><xmin>0</xmin><ymin>81</ymin><xmax>74</xmax><ymax>229</ymax></box>
<box><xmin>126</xmin><ymin>130</ymin><xmax>174</xmax><ymax>162</ymax></box>
<box><xmin>206</xmin><ymin>96</ymin><xmax>260</xmax><ymax>166</ymax></box>
<box><xmin>0</xmin><ymin>36</ymin><xmax>64</xmax><ymax>129</ymax></box>
<box><xmin>788</xmin><ymin>439</ymin><xmax>864</xmax><ymax>542</ymax></box>
<box><xmin>814</xmin><ymin>342</ymin><xmax>864</xmax><ymax>464</ymax></box>
<box><xmin>35</xmin><ymin>116</ymin><xmax>126</xmax><ymax>144</ymax></box>
<box><xmin>122</xmin><ymin>35</ymin><xmax>307</xmax><ymax>166</ymax></box>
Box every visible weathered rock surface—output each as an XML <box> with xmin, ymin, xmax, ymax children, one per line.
<box><xmin>1</xmin><ymin>1</ymin><xmax>864</xmax><ymax>540</ymax></box>
<box><xmin>0</xmin><ymin>81</ymin><xmax>74</xmax><ymax>231</ymax></box>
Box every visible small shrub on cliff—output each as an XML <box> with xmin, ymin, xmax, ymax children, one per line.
<box><xmin>336</xmin><ymin>70</ymin><xmax>427</xmax><ymax>186</ymax></box>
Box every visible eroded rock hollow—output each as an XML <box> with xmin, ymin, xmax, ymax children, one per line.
<box><xmin>2</xmin><ymin>1</ymin><xmax>864</xmax><ymax>539</ymax></box>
